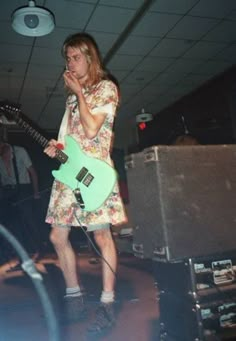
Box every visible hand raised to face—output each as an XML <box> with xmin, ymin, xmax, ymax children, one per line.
<box><xmin>63</xmin><ymin>70</ymin><xmax>83</xmax><ymax>96</ymax></box>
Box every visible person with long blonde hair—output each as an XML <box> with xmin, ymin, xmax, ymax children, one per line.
<box><xmin>44</xmin><ymin>32</ymin><xmax>126</xmax><ymax>333</ymax></box>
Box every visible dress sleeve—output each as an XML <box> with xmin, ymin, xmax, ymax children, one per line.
<box><xmin>90</xmin><ymin>80</ymin><xmax>119</xmax><ymax>117</ymax></box>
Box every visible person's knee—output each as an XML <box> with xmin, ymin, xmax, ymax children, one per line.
<box><xmin>94</xmin><ymin>229</ymin><xmax>112</xmax><ymax>249</ymax></box>
<box><xmin>50</xmin><ymin>227</ymin><xmax>68</xmax><ymax>248</ymax></box>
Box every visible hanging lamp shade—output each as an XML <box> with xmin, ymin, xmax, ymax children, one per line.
<box><xmin>11</xmin><ymin>0</ymin><xmax>55</xmax><ymax>37</ymax></box>
<box><xmin>136</xmin><ymin>108</ymin><xmax>153</xmax><ymax>123</ymax></box>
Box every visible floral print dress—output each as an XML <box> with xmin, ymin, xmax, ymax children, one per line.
<box><xmin>45</xmin><ymin>80</ymin><xmax>127</xmax><ymax>228</ymax></box>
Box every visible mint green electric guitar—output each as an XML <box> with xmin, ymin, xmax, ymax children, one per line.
<box><xmin>0</xmin><ymin>102</ymin><xmax>117</xmax><ymax>211</ymax></box>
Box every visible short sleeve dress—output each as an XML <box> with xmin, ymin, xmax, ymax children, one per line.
<box><xmin>45</xmin><ymin>80</ymin><xmax>127</xmax><ymax>228</ymax></box>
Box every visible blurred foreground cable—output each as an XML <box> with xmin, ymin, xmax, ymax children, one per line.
<box><xmin>0</xmin><ymin>223</ymin><xmax>60</xmax><ymax>341</ymax></box>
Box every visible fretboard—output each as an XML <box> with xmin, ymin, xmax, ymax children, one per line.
<box><xmin>1</xmin><ymin>103</ymin><xmax>68</xmax><ymax>164</ymax></box>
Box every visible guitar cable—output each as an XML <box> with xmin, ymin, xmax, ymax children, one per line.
<box><xmin>72</xmin><ymin>203</ymin><xmax>116</xmax><ymax>277</ymax></box>
<box><xmin>10</xmin><ymin>186</ymin><xmax>116</xmax><ymax>277</ymax></box>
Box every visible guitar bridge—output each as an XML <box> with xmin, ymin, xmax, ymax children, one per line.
<box><xmin>73</xmin><ymin>188</ymin><xmax>85</xmax><ymax>209</ymax></box>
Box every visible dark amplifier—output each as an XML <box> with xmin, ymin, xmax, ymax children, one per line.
<box><xmin>125</xmin><ymin>145</ymin><xmax>236</xmax><ymax>261</ymax></box>
<box><xmin>159</xmin><ymin>291</ymin><xmax>236</xmax><ymax>341</ymax></box>
<box><xmin>153</xmin><ymin>253</ymin><xmax>236</xmax><ymax>300</ymax></box>
<box><xmin>153</xmin><ymin>253</ymin><xmax>236</xmax><ymax>340</ymax></box>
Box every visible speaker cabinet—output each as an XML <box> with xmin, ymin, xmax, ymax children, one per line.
<box><xmin>125</xmin><ymin>145</ymin><xmax>236</xmax><ymax>261</ymax></box>
<box><xmin>153</xmin><ymin>253</ymin><xmax>236</xmax><ymax>340</ymax></box>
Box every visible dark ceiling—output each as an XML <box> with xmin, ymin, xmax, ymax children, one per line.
<box><xmin>1</xmin><ymin>0</ymin><xmax>236</xmax><ymax>150</ymax></box>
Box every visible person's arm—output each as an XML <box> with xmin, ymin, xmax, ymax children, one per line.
<box><xmin>27</xmin><ymin>165</ymin><xmax>40</xmax><ymax>199</ymax></box>
<box><xmin>77</xmin><ymin>89</ymin><xmax>106</xmax><ymax>139</ymax></box>
<box><xmin>63</xmin><ymin>71</ymin><xmax>106</xmax><ymax>139</ymax></box>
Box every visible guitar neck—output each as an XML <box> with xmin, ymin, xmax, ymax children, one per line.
<box><xmin>3</xmin><ymin>104</ymin><xmax>68</xmax><ymax>164</ymax></box>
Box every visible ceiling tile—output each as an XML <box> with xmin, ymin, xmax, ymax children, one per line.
<box><xmin>47</xmin><ymin>0</ymin><xmax>94</xmax><ymax>29</ymax></box>
<box><xmin>182</xmin><ymin>41</ymin><xmax>228</xmax><ymax>60</ymax></box>
<box><xmin>122</xmin><ymin>70</ymin><xmax>159</xmax><ymax>84</ymax></box>
<box><xmin>35</xmin><ymin>27</ymin><xmax>79</xmax><ymax>49</ymax></box>
<box><xmin>192</xmin><ymin>60</ymin><xmax>232</xmax><ymax>75</ymax></box>
<box><xmin>167</xmin><ymin>16</ymin><xmax>220</xmax><ymax>40</ymax></box>
<box><xmin>107</xmin><ymin>55</ymin><xmax>143</xmax><ymax>70</ymax></box>
<box><xmin>118</xmin><ymin>36</ymin><xmax>160</xmax><ymax>56</ymax></box>
<box><xmin>65</xmin><ymin>0</ymin><xmax>98</xmax><ymax>4</ymax></box>
<box><xmin>87</xmin><ymin>31</ymin><xmax>119</xmax><ymax>55</ymax></box>
<box><xmin>109</xmin><ymin>70</ymin><xmax>130</xmax><ymax>83</ymax></box>
<box><xmin>132</xmin><ymin>12</ymin><xmax>181</xmax><ymax>37</ymax></box>
<box><xmin>31</xmin><ymin>47</ymin><xmax>64</xmax><ymax>66</ymax></box>
<box><xmin>139</xmin><ymin>83</ymin><xmax>171</xmax><ymax>97</ymax></box>
<box><xmin>214</xmin><ymin>44</ymin><xmax>236</xmax><ymax>62</ymax></box>
<box><xmin>180</xmin><ymin>73</ymin><xmax>215</xmax><ymax>86</ymax></box>
<box><xmin>0</xmin><ymin>76</ymin><xmax>23</xmax><ymax>92</ymax></box>
<box><xmin>86</xmin><ymin>6</ymin><xmax>135</xmax><ymax>33</ymax></box>
<box><xmin>99</xmin><ymin>0</ymin><xmax>143</xmax><ymax>9</ymax></box>
<box><xmin>165</xmin><ymin>58</ymin><xmax>201</xmax><ymax>74</ymax></box>
<box><xmin>189</xmin><ymin>0</ymin><xmax>236</xmax><ymax>19</ymax></box>
<box><xmin>150</xmin><ymin>38</ymin><xmax>194</xmax><ymax>57</ymax></box>
<box><xmin>150</xmin><ymin>0</ymin><xmax>199</xmax><ymax>14</ymax></box>
<box><xmin>152</xmin><ymin>72</ymin><xmax>184</xmax><ymax>85</ymax></box>
<box><xmin>0</xmin><ymin>1</ymin><xmax>40</xmax><ymax>21</ymax></box>
<box><xmin>227</xmin><ymin>9</ymin><xmax>236</xmax><ymax>20</ymax></box>
<box><xmin>0</xmin><ymin>22</ymin><xmax>34</xmax><ymax>45</ymax></box>
<box><xmin>203</xmin><ymin>20</ymin><xmax>236</xmax><ymax>43</ymax></box>
<box><xmin>136</xmin><ymin>56</ymin><xmax>175</xmax><ymax>72</ymax></box>
<box><xmin>0</xmin><ymin>44</ymin><xmax>32</xmax><ymax>63</ymax></box>
<box><xmin>167</xmin><ymin>84</ymin><xmax>195</xmax><ymax>95</ymax></box>
<box><xmin>0</xmin><ymin>62</ymin><xmax>28</xmax><ymax>77</ymax></box>
<box><xmin>120</xmin><ymin>85</ymin><xmax>143</xmax><ymax>102</ymax></box>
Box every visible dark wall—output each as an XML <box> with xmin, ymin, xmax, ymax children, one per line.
<box><xmin>136</xmin><ymin>65</ymin><xmax>236</xmax><ymax>151</ymax></box>
<box><xmin>7</xmin><ymin>131</ymin><xmax>57</xmax><ymax>191</ymax></box>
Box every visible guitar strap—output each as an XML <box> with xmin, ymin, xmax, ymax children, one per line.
<box><xmin>58</xmin><ymin>105</ymin><xmax>70</xmax><ymax>144</ymax></box>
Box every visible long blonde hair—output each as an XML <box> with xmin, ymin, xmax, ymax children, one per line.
<box><xmin>62</xmin><ymin>33</ymin><xmax>106</xmax><ymax>87</ymax></box>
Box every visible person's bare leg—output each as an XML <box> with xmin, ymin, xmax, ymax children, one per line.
<box><xmin>50</xmin><ymin>226</ymin><xmax>80</xmax><ymax>288</ymax></box>
<box><xmin>94</xmin><ymin>228</ymin><xmax>117</xmax><ymax>293</ymax></box>
<box><xmin>50</xmin><ymin>226</ymin><xmax>86</xmax><ymax>322</ymax></box>
<box><xmin>88</xmin><ymin>228</ymin><xmax>117</xmax><ymax>332</ymax></box>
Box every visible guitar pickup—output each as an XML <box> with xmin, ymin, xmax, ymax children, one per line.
<box><xmin>82</xmin><ymin>173</ymin><xmax>94</xmax><ymax>187</ymax></box>
<box><xmin>76</xmin><ymin>167</ymin><xmax>94</xmax><ymax>187</ymax></box>
<box><xmin>76</xmin><ymin>167</ymin><xmax>88</xmax><ymax>182</ymax></box>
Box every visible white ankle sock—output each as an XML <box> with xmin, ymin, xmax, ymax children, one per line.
<box><xmin>65</xmin><ymin>286</ymin><xmax>82</xmax><ymax>297</ymax></box>
<box><xmin>100</xmin><ymin>290</ymin><xmax>114</xmax><ymax>304</ymax></box>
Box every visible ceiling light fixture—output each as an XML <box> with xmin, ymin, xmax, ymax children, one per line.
<box><xmin>11</xmin><ymin>0</ymin><xmax>55</xmax><ymax>37</ymax></box>
<box><xmin>136</xmin><ymin>108</ymin><xmax>153</xmax><ymax>123</ymax></box>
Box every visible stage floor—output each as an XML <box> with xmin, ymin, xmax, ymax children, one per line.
<box><xmin>0</xmin><ymin>250</ymin><xmax>160</xmax><ymax>341</ymax></box>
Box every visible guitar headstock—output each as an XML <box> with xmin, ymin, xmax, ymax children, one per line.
<box><xmin>0</xmin><ymin>101</ymin><xmax>21</xmax><ymax>121</ymax></box>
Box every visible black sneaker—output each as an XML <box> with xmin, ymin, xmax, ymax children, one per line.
<box><xmin>63</xmin><ymin>295</ymin><xmax>87</xmax><ymax>323</ymax></box>
<box><xmin>87</xmin><ymin>302</ymin><xmax>115</xmax><ymax>333</ymax></box>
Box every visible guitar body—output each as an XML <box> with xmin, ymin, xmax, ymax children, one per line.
<box><xmin>52</xmin><ymin>136</ymin><xmax>117</xmax><ymax>212</ymax></box>
<box><xmin>0</xmin><ymin>102</ymin><xmax>117</xmax><ymax>212</ymax></box>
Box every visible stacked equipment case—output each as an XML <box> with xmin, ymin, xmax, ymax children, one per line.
<box><xmin>125</xmin><ymin>145</ymin><xmax>236</xmax><ymax>340</ymax></box>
